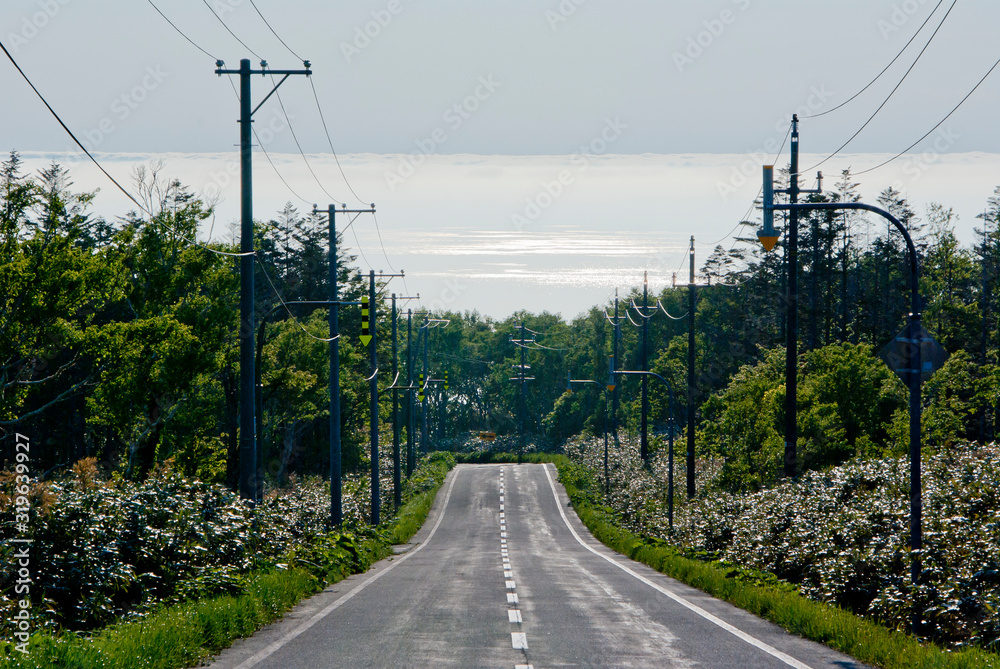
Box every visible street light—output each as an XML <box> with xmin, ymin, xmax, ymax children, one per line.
<box><xmin>762</xmin><ymin>162</ymin><xmax>942</xmax><ymax>635</ymax></box>
<box><xmin>567</xmin><ymin>364</ymin><xmax>613</xmax><ymax>496</ymax></box>
<box><xmin>614</xmin><ymin>369</ymin><xmax>683</xmax><ymax>533</ymax></box>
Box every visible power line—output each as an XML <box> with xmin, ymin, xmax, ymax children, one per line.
<box><xmin>702</xmin><ymin>124</ymin><xmax>792</xmax><ymax>248</ymax></box>
<box><xmin>371</xmin><ymin>211</ymin><xmax>399</xmax><ymax>273</ymax></box>
<box><xmin>309</xmin><ymin>78</ymin><xmax>369</xmax><ymax>205</ymax></box>
<box><xmin>854</xmin><ymin>51</ymin><xmax>1000</xmax><ymax>176</ymax></box>
<box><xmin>223</xmin><ymin>75</ymin><xmax>313</xmax><ymax>206</ymax></box>
<box><xmin>657</xmin><ymin>300</ymin><xmax>687</xmax><ymax>320</ymax></box>
<box><xmin>0</xmin><ymin>35</ymin><xmax>259</xmax><ymax>261</ymax></box>
<box><xmin>255</xmin><ymin>255</ymin><xmax>339</xmax><ymax>342</ymax></box>
<box><xmin>266</xmin><ymin>71</ymin><xmax>344</xmax><ymax>205</ymax></box>
<box><xmin>0</xmin><ymin>39</ymin><xmax>149</xmax><ymax>217</ymax></box>
<box><xmin>349</xmin><ymin>215</ymin><xmax>375</xmax><ymax>270</ymax></box>
<box><xmin>1</xmin><ymin>38</ymin><xmax>248</xmax><ymax>259</ymax></box>
<box><xmin>802</xmin><ymin>0</ymin><xmax>946</xmax><ymax>119</ymax></box>
<box><xmin>803</xmin><ymin>0</ymin><xmax>958</xmax><ymax>174</ymax></box>
<box><xmin>248</xmin><ymin>0</ymin><xmax>304</xmax><ymax>61</ymax></box>
<box><xmin>201</xmin><ymin>0</ymin><xmax>264</xmax><ymax>60</ymax></box>
<box><xmin>146</xmin><ymin>0</ymin><xmax>218</xmax><ymax>60</ymax></box>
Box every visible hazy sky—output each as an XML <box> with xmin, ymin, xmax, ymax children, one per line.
<box><xmin>3</xmin><ymin>1</ymin><xmax>1000</xmax><ymax>318</ymax></box>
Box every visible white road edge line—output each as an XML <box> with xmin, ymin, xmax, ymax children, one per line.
<box><xmin>231</xmin><ymin>468</ymin><xmax>462</xmax><ymax>669</ymax></box>
<box><xmin>541</xmin><ymin>464</ymin><xmax>814</xmax><ymax>669</ymax></box>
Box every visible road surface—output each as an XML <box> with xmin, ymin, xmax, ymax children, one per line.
<box><xmin>207</xmin><ymin>463</ymin><xmax>869</xmax><ymax>668</ymax></box>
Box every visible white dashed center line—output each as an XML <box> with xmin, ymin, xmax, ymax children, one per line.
<box><xmin>499</xmin><ymin>467</ymin><xmax>531</xmax><ymax>668</ymax></box>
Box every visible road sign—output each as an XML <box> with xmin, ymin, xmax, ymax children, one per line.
<box><xmin>654</xmin><ymin>420</ymin><xmax>683</xmax><ymax>439</ymax></box>
<box><xmin>879</xmin><ymin>321</ymin><xmax>947</xmax><ymax>384</ymax></box>
<box><xmin>360</xmin><ymin>294</ymin><xmax>372</xmax><ymax>347</ymax></box>
<box><xmin>479</xmin><ymin>431</ymin><xmax>496</xmax><ymax>441</ymax></box>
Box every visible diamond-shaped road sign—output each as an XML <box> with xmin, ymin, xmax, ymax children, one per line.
<box><xmin>879</xmin><ymin>321</ymin><xmax>947</xmax><ymax>385</ymax></box>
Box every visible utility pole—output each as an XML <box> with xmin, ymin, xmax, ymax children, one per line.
<box><xmin>604</xmin><ymin>289</ymin><xmax>627</xmax><ymax>442</ymax></box>
<box><xmin>519</xmin><ymin>321</ymin><xmax>527</xmax><ymax>463</ymax></box>
<box><xmin>761</xmin><ymin>149</ymin><xmax>935</xmax><ymax>634</ymax></box>
<box><xmin>508</xmin><ymin>323</ymin><xmax>537</xmax><ymax>464</ymax></box>
<box><xmin>406</xmin><ymin>309</ymin><xmax>415</xmax><ymax>475</ymax></box>
<box><xmin>422</xmin><ymin>317</ymin><xmax>429</xmax><ymax>454</ymax></box>
<box><xmin>363</xmin><ymin>270</ymin><xmax>405</xmax><ymax>525</ymax></box>
<box><xmin>322</xmin><ymin>204</ymin><xmax>374</xmax><ymax>527</ymax></box>
<box><xmin>641</xmin><ymin>273</ymin><xmax>649</xmax><ymax>461</ymax></box>
<box><xmin>778</xmin><ymin>114</ymin><xmax>822</xmax><ymax>479</ymax></box>
<box><xmin>612</xmin><ymin>290</ymin><xmax>621</xmax><ymax>437</ymax></box>
<box><xmin>785</xmin><ymin>115</ymin><xmax>801</xmax><ymax>480</ymax></box>
<box><xmin>388</xmin><ymin>294</ymin><xmax>418</xmax><ymax>502</ymax></box>
<box><xmin>365</xmin><ymin>273</ymin><xmax>379</xmax><ymax>524</ymax></box>
<box><xmin>392</xmin><ymin>294</ymin><xmax>400</xmax><ymax>510</ymax></box>
<box><xmin>215</xmin><ymin>57</ymin><xmax>312</xmax><ymax>501</ymax></box>
<box><xmin>687</xmin><ymin>237</ymin><xmax>696</xmax><ymax>498</ymax></box>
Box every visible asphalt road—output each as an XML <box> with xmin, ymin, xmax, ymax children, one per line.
<box><xmin>207</xmin><ymin>463</ymin><xmax>870</xmax><ymax>669</ymax></box>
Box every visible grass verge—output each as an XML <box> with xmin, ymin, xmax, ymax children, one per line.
<box><xmin>467</xmin><ymin>450</ymin><xmax>1000</xmax><ymax>669</ymax></box>
<box><xmin>0</xmin><ymin>453</ymin><xmax>455</xmax><ymax>669</ymax></box>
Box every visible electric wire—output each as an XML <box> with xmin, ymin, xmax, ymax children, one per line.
<box><xmin>248</xmin><ymin>0</ymin><xmax>304</xmax><ymax>61</ymax></box>
<box><xmin>0</xmin><ymin>39</ymin><xmax>147</xmax><ymax>217</ymax></box>
<box><xmin>224</xmin><ymin>75</ymin><xmax>313</xmax><ymax>206</ymax></box>
<box><xmin>255</xmin><ymin>256</ymin><xmax>339</xmax><ymax>342</ymax></box>
<box><xmin>700</xmin><ymin>125</ymin><xmax>792</xmax><ymax>248</ymax></box>
<box><xmin>309</xmin><ymin>79</ymin><xmax>369</xmax><ymax>205</ymax></box>
<box><xmin>146</xmin><ymin>0</ymin><xmax>217</xmax><ymax>60</ymax></box>
<box><xmin>629</xmin><ymin>299</ymin><xmax>656</xmax><ymax>319</ymax></box>
<box><xmin>201</xmin><ymin>0</ymin><xmax>264</xmax><ymax>60</ymax></box>
<box><xmin>0</xmin><ymin>38</ymin><xmax>253</xmax><ymax>260</ymax></box>
<box><xmin>853</xmin><ymin>51</ymin><xmax>1000</xmax><ymax>176</ymax></box>
<box><xmin>309</xmin><ymin>77</ymin><xmax>394</xmax><ymax>274</ymax></box>
<box><xmin>266</xmin><ymin>71</ymin><xmax>344</xmax><ymax>205</ymax></box>
<box><xmin>802</xmin><ymin>0</ymin><xmax>946</xmax><ymax>119</ymax></box>
<box><xmin>657</xmin><ymin>300</ymin><xmax>687</xmax><ymax>320</ymax></box>
<box><xmin>802</xmin><ymin>0</ymin><xmax>958</xmax><ymax>174</ymax></box>
<box><xmin>371</xmin><ymin>211</ymin><xmax>399</xmax><ymax>273</ymax></box>
<box><xmin>267</xmin><ymin>73</ymin><xmax>389</xmax><ymax>276</ymax></box>
<box><xmin>349</xmin><ymin>216</ymin><xmax>375</xmax><ymax>270</ymax></box>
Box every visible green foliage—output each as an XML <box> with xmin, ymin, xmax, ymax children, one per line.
<box><xmin>702</xmin><ymin>343</ymin><xmax>905</xmax><ymax>491</ymax></box>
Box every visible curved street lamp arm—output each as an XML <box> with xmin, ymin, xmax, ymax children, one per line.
<box><xmin>770</xmin><ymin>201</ymin><xmax>919</xmax><ymax>316</ymax></box>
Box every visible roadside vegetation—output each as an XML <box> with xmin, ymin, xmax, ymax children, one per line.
<box><xmin>5</xmin><ymin>152</ymin><xmax>1000</xmax><ymax>667</ymax></box>
<box><xmin>0</xmin><ymin>452</ymin><xmax>453</xmax><ymax>668</ymax></box>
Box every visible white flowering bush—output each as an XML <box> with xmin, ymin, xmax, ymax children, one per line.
<box><xmin>567</xmin><ymin>435</ymin><xmax>1000</xmax><ymax>649</ymax></box>
<box><xmin>0</xmin><ymin>438</ymin><xmax>428</xmax><ymax>635</ymax></box>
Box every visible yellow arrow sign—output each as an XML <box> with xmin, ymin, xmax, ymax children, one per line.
<box><xmin>359</xmin><ymin>294</ymin><xmax>372</xmax><ymax>347</ymax></box>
